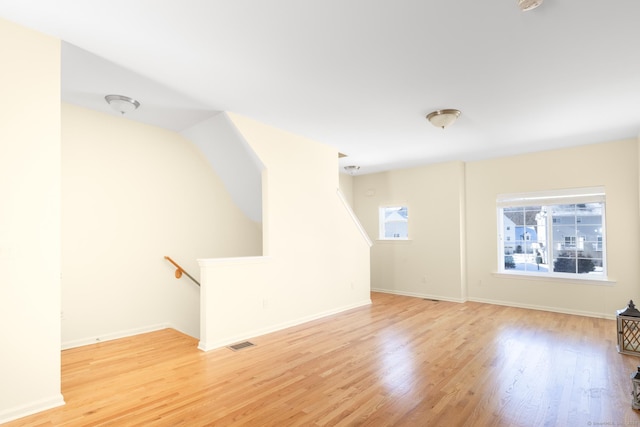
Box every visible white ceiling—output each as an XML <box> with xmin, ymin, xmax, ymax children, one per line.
<box><xmin>1</xmin><ymin>0</ymin><xmax>639</xmax><ymax>174</ymax></box>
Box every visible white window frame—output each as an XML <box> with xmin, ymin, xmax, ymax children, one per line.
<box><xmin>497</xmin><ymin>187</ymin><xmax>607</xmax><ymax>280</ymax></box>
<box><xmin>378</xmin><ymin>205</ymin><xmax>409</xmax><ymax>241</ymax></box>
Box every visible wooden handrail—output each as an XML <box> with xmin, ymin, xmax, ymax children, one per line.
<box><xmin>164</xmin><ymin>256</ymin><xmax>201</xmax><ymax>287</ymax></box>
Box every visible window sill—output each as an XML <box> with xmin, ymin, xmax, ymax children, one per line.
<box><xmin>493</xmin><ymin>271</ymin><xmax>616</xmax><ymax>286</ymax></box>
<box><xmin>375</xmin><ymin>238</ymin><xmax>412</xmax><ymax>243</ymax></box>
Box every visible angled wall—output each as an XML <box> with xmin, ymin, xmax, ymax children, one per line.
<box><xmin>0</xmin><ymin>18</ymin><xmax>63</xmax><ymax>423</ymax></box>
<box><xmin>181</xmin><ymin>112</ymin><xmax>264</xmax><ymax>225</ymax></box>
<box><xmin>198</xmin><ymin>113</ymin><xmax>371</xmax><ymax>350</ymax></box>
<box><xmin>61</xmin><ymin>104</ymin><xmax>262</xmax><ymax>348</ymax></box>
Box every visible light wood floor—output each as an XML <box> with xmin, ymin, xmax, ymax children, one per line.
<box><xmin>6</xmin><ymin>292</ymin><xmax>640</xmax><ymax>426</ymax></box>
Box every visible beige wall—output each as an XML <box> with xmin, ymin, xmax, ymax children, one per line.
<box><xmin>339</xmin><ymin>172</ymin><xmax>355</xmax><ymax>207</ymax></box>
<box><xmin>466</xmin><ymin>139</ymin><xmax>639</xmax><ymax>317</ymax></box>
<box><xmin>198</xmin><ymin>113</ymin><xmax>371</xmax><ymax>350</ymax></box>
<box><xmin>353</xmin><ymin>161</ymin><xmax>466</xmax><ymax>302</ymax></box>
<box><xmin>0</xmin><ymin>18</ymin><xmax>63</xmax><ymax>423</ymax></box>
<box><xmin>354</xmin><ymin>138</ymin><xmax>640</xmax><ymax>318</ymax></box>
<box><xmin>61</xmin><ymin>104</ymin><xmax>262</xmax><ymax>348</ymax></box>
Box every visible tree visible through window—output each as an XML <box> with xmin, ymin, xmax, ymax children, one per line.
<box><xmin>379</xmin><ymin>206</ymin><xmax>408</xmax><ymax>239</ymax></box>
<box><xmin>498</xmin><ymin>188</ymin><xmax>606</xmax><ymax>278</ymax></box>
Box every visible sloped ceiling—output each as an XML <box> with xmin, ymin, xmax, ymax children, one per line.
<box><xmin>1</xmin><ymin>0</ymin><xmax>639</xmax><ymax>174</ymax></box>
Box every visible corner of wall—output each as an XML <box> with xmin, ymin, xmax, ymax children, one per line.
<box><xmin>0</xmin><ymin>16</ymin><xmax>62</xmax><ymax>423</ymax></box>
<box><xmin>197</xmin><ymin>113</ymin><xmax>371</xmax><ymax>349</ymax></box>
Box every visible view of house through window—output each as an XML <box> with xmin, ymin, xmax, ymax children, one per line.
<box><xmin>498</xmin><ymin>188</ymin><xmax>606</xmax><ymax>278</ymax></box>
<box><xmin>379</xmin><ymin>206</ymin><xmax>408</xmax><ymax>239</ymax></box>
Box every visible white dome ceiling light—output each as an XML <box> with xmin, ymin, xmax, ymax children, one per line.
<box><xmin>518</xmin><ymin>0</ymin><xmax>544</xmax><ymax>12</ymax></box>
<box><xmin>426</xmin><ymin>109</ymin><xmax>461</xmax><ymax>129</ymax></box>
<box><xmin>105</xmin><ymin>94</ymin><xmax>140</xmax><ymax>115</ymax></box>
<box><xmin>344</xmin><ymin>165</ymin><xmax>361</xmax><ymax>175</ymax></box>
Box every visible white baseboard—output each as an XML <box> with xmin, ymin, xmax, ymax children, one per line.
<box><xmin>371</xmin><ymin>288</ymin><xmax>614</xmax><ymax>320</ymax></box>
<box><xmin>467</xmin><ymin>296</ymin><xmax>615</xmax><ymax>320</ymax></box>
<box><xmin>61</xmin><ymin>323</ymin><xmax>172</xmax><ymax>350</ymax></box>
<box><xmin>0</xmin><ymin>393</ymin><xmax>65</xmax><ymax>425</ymax></box>
<box><xmin>198</xmin><ymin>298</ymin><xmax>372</xmax><ymax>352</ymax></box>
<box><xmin>371</xmin><ymin>287</ymin><xmax>466</xmax><ymax>303</ymax></box>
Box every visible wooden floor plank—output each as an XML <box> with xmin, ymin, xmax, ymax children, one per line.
<box><xmin>5</xmin><ymin>292</ymin><xmax>640</xmax><ymax>426</ymax></box>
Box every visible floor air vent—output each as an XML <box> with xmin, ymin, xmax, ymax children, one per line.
<box><xmin>228</xmin><ymin>341</ymin><xmax>255</xmax><ymax>351</ymax></box>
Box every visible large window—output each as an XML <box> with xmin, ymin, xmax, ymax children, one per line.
<box><xmin>379</xmin><ymin>206</ymin><xmax>408</xmax><ymax>240</ymax></box>
<box><xmin>497</xmin><ymin>187</ymin><xmax>606</xmax><ymax>278</ymax></box>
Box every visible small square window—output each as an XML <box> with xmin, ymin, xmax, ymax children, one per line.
<box><xmin>379</xmin><ymin>206</ymin><xmax>408</xmax><ymax>240</ymax></box>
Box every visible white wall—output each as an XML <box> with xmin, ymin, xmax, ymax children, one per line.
<box><xmin>466</xmin><ymin>139</ymin><xmax>640</xmax><ymax>317</ymax></box>
<box><xmin>353</xmin><ymin>138</ymin><xmax>640</xmax><ymax>318</ymax></box>
<box><xmin>61</xmin><ymin>104</ymin><xmax>262</xmax><ymax>348</ymax></box>
<box><xmin>198</xmin><ymin>113</ymin><xmax>371</xmax><ymax>350</ymax></box>
<box><xmin>353</xmin><ymin>161</ymin><xmax>467</xmax><ymax>302</ymax></box>
<box><xmin>339</xmin><ymin>172</ymin><xmax>355</xmax><ymax>207</ymax></box>
<box><xmin>181</xmin><ymin>112</ymin><xmax>264</xmax><ymax>224</ymax></box>
<box><xmin>0</xmin><ymin>18</ymin><xmax>63</xmax><ymax>423</ymax></box>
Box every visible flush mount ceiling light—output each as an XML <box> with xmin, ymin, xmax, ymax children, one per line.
<box><xmin>518</xmin><ymin>0</ymin><xmax>543</xmax><ymax>11</ymax></box>
<box><xmin>105</xmin><ymin>94</ymin><xmax>140</xmax><ymax>115</ymax></box>
<box><xmin>426</xmin><ymin>109</ymin><xmax>461</xmax><ymax>129</ymax></box>
<box><xmin>344</xmin><ymin>165</ymin><xmax>360</xmax><ymax>175</ymax></box>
